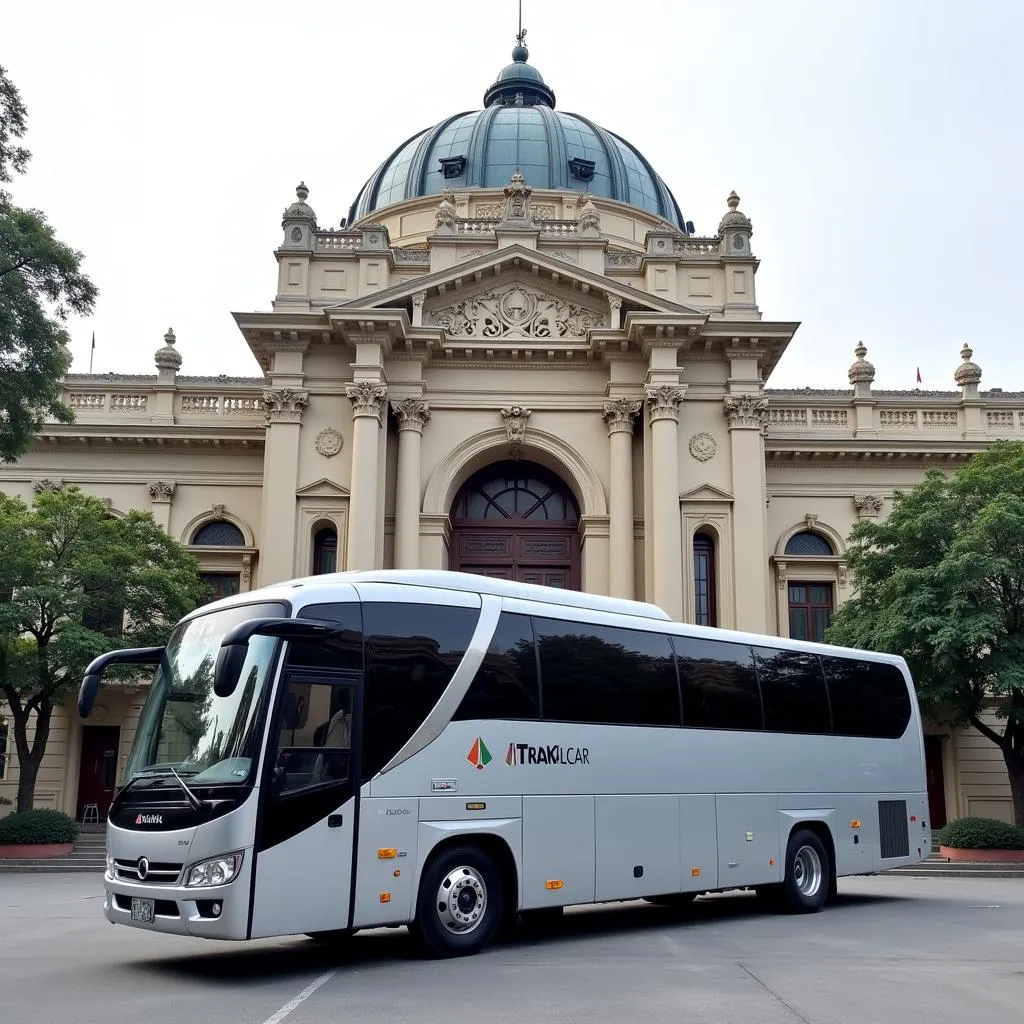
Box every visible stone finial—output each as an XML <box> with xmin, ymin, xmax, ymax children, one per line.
<box><xmin>954</xmin><ymin>343</ymin><xmax>982</xmax><ymax>388</ymax></box>
<box><xmin>718</xmin><ymin>190</ymin><xmax>753</xmax><ymax>257</ymax></box>
<box><xmin>719</xmin><ymin>190</ymin><xmax>751</xmax><ymax>231</ymax></box>
<box><xmin>578</xmin><ymin>193</ymin><xmax>601</xmax><ymax>236</ymax></box>
<box><xmin>848</xmin><ymin>341</ymin><xmax>876</xmax><ymax>386</ymax></box>
<box><xmin>434</xmin><ymin>189</ymin><xmax>457</xmax><ymax>234</ymax></box>
<box><xmin>282</xmin><ymin>181</ymin><xmax>317</xmax><ymax>224</ymax></box>
<box><xmin>502</xmin><ymin>168</ymin><xmax>532</xmax><ymax>223</ymax></box>
<box><xmin>154</xmin><ymin>327</ymin><xmax>182</xmax><ymax>372</ymax></box>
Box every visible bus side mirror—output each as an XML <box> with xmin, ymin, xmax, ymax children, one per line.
<box><xmin>213</xmin><ymin>617</ymin><xmax>345</xmax><ymax>698</ymax></box>
<box><xmin>78</xmin><ymin>647</ymin><xmax>165</xmax><ymax>719</ymax></box>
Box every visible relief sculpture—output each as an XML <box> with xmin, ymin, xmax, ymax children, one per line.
<box><xmin>430</xmin><ymin>285</ymin><xmax>605</xmax><ymax>339</ymax></box>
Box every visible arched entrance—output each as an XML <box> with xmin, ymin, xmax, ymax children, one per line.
<box><xmin>450</xmin><ymin>460</ymin><xmax>581</xmax><ymax>590</ymax></box>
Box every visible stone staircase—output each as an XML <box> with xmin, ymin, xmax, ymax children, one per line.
<box><xmin>0</xmin><ymin>823</ymin><xmax>106</xmax><ymax>873</ymax></box>
<box><xmin>882</xmin><ymin>836</ymin><xmax>1024</xmax><ymax>879</ymax></box>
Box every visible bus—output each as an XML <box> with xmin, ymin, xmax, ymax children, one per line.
<box><xmin>78</xmin><ymin>569</ymin><xmax>930</xmax><ymax>957</ymax></box>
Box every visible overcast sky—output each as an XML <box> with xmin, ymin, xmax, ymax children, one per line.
<box><xmin>6</xmin><ymin>0</ymin><xmax>1022</xmax><ymax>391</ymax></box>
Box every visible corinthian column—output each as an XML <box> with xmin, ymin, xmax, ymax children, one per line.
<box><xmin>391</xmin><ymin>398</ymin><xmax>431</xmax><ymax>569</ymax></box>
<box><xmin>345</xmin><ymin>382</ymin><xmax>388</xmax><ymax>571</ymax></box>
<box><xmin>603</xmin><ymin>399</ymin><xmax>641</xmax><ymax>599</ymax></box>
<box><xmin>723</xmin><ymin>393</ymin><xmax>770</xmax><ymax>633</ymax></box>
<box><xmin>646</xmin><ymin>385</ymin><xmax>685</xmax><ymax>619</ymax></box>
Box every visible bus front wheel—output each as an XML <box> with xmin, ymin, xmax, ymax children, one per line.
<box><xmin>779</xmin><ymin>828</ymin><xmax>830</xmax><ymax>913</ymax></box>
<box><xmin>412</xmin><ymin>845</ymin><xmax>504</xmax><ymax>958</ymax></box>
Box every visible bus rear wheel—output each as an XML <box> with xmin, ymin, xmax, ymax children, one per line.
<box><xmin>412</xmin><ymin>845</ymin><xmax>504</xmax><ymax>958</ymax></box>
<box><xmin>779</xmin><ymin>828</ymin><xmax>830</xmax><ymax>913</ymax></box>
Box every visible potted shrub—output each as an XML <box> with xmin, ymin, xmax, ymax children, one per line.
<box><xmin>936</xmin><ymin>817</ymin><xmax>1024</xmax><ymax>862</ymax></box>
<box><xmin>0</xmin><ymin>809</ymin><xmax>79</xmax><ymax>859</ymax></box>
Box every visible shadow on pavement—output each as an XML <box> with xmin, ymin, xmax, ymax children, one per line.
<box><xmin>127</xmin><ymin>886</ymin><xmax>907</xmax><ymax>984</ymax></box>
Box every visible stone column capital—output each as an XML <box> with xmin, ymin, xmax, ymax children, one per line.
<box><xmin>391</xmin><ymin>398</ymin><xmax>431</xmax><ymax>433</ymax></box>
<box><xmin>147</xmin><ymin>480</ymin><xmax>177</xmax><ymax>503</ymax></box>
<box><xmin>723</xmin><ymin>393</ymin><xmax>769</xmax><ymax>432</ymax></box>
<box><xmin>602</xmin><ymin>398</ymin><xmax>642</xmax><ymax>435</ymax></box>
<box><xmin>346</xmin><ymin>382</ymin><xmax>389</xmax><ymax>424</ymax></box>
<box><xmin>262</xmin><ymin>387</ymin><xmax>309</xmax><ymax>424</ymax></box>
<box><xmin>644</xmin><ymin>384</ymin><xmax>685</xmax><ymax>424</ymax></box>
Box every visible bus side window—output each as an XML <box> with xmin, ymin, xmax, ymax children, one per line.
<box><xmin>674</xmin><ymin>636</ymin><xmax>762</xmax><ymax>731</ymax></box>
<box><xmin>361</xmin><ymin>602</ymin><xmax>479</xmax><ymax>781</ymax></box>
<box><xmin>821</xmin><ymin>657</ymin><xmax>911</xmax><ymax>739</ymax></box>
<box><xmin>453</xmin><ymin>613</ymin><xmax>540</xmax><ymax>722</ymax></box>
<box><xmin>273</xmin><ymin>680</ymin><xmax>353</xmax><ymax>795</ymax></box>
<box><xmin>753</xmin><ymin>647</ymin><xmax>832</xmax><ymax>735</ymax></box>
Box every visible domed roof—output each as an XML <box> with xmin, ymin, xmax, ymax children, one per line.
<box><xmin>347</xmin><ymin>41</ymin><xmax>686</xmax><ymax>231</ymax></box>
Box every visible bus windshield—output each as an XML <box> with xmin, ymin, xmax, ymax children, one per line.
<box><xmin>124</xmin><ymin>601</ymin><xmax>287</xmax><ymax>786</ymax></box>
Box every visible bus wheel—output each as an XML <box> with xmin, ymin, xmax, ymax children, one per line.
<box><xmin>781</xmin><ymin>829</ymin><xmax>830</xmax><ymax>913</ymax></box>
<box><xmin>412</xmin><ymin>845</ymin><xmax>504</xmax><ymax>958</ymax></box>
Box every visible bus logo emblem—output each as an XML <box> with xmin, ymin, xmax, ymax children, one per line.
<box><xmin>505</xmin><ymin>743</ymin><xmax>516</xmax><ymax>766</ymax></box>
<box><xmin>466</xmin><ymin>738</ymin><xmax>492</xmax><ymax>770</ymax></box>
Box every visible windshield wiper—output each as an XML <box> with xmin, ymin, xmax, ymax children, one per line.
<box><xmin>168</xmin><ymin>766</ymin><xmax>208</xmax><ymax>812</ymax></box>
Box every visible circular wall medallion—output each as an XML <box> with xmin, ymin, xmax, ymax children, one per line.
<box><xmin>290</xmin><ymin>226</ymin><xmax>303</xmax><ymax>242</ymax></box>
<box><xmin>688</xmin><ymin>432</ymin><xmax>717</xmax><ymax>462</ymax></box>
<box><xmin>314</xmin><ymin>427</ymin><xmax>344</xmax><ymax>458</ymax></box>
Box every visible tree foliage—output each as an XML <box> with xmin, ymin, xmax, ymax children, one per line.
<box><xmin>825</xmin><ymin>440</ymin><xmax>1024</xmax><ymax>824</ymax></box>
<box><xmin>0</xmin><ymin>64</ymin><xmax>97</xmax><ymax>463</ymax></box>
<box><xmin>0</xmin><ymin>487</ymin><xmax>207</xmax><ymax>811</ymax></box>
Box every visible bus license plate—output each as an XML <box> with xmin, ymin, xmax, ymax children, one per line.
<box><xmin>130</xmin><ymin>898</ymin><xmax>155</xmax><ymax>923</ymax></box>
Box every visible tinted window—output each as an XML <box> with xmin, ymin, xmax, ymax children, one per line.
<box><xmin>674</xmin><ymin>637</ymin><xmax>762</xmax><ymax>731</ymax></box>
<box><xmin>454</xmin><ymin>613</ymin><xmax>539</xmax><ymax>721</ymax></box>
<box><xmin>534</xmin><ymin>618</ymin><xmax>680</xmax><ymax>727</ymax></box>
<box><xmin>754</xmin><ymin>647</ymin><xmax>832</xmax><ymax>734</ymax></box>
<box><xmin>290</xmin><ymin>602</ymin><xmax>364</xmax><ymax>673</ymax></box>
<box><xmin>822</xmin><ymin>656</ymin><xmax>912</xmax><ymax>739</ymax></box>
<box><xmin>362</xmin><ymin>602</ymin><xmax>479</xmax><ymax>778</ymax></box>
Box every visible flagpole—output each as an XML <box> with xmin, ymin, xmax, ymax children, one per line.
<box><xmin>89</xmin><ymin>331</ymin><xmax>95</xmax><ymax>374</ymax></box>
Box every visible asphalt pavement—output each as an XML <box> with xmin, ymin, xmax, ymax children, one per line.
<box><xmin>2</xmin><ymin>873</ymin><xmax>1021</xmax><ymax>1024</ymax></box>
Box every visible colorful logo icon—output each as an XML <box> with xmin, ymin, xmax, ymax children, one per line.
<box><xmin>467</xmin><ymin>737</ymin><xmax>492</xmax><ymax>770</ymax></box>
<box><xmin>505</xmin><ymin>742</ymin><xmax>516</xmax><ymax>766</ymax></box>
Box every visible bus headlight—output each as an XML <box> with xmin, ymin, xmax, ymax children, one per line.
<box><xmin>186</xmin><ymin>852</ymin><xmax>244</xmax><ymax>887</ymax></box>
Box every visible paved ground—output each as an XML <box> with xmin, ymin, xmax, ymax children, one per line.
<box><xmin>2</xmin><ymin>874</ymin><xmax>1022</xmax><ymax>1024</ymax></box>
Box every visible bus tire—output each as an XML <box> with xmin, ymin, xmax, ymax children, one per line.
<box><xmin>780</xmin><ymin>828</ymin><xmax>830</xmax><ymax>914</ymax></box>
<box><xmin>412</xmin><ymin>844</ymin><xmax>504</xmax><ymax>958</ymax></box>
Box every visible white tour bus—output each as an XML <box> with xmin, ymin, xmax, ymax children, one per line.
<box><xmin>78</xmin><ymin>569</ymin><xmax>929</xmax><ymax>957</ymax></box>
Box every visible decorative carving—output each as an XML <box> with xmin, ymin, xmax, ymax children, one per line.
<box><xmin>147</xmin><ymin>480</ymin><xmax>176</xmax><ymax>502</ymax></box>
<box><xmin>391</xmin><ymin>398</ymin><xmax>431</xmax><ymax>433</ymax></box>
<box><xmin>777</xmin><ymin>560</ymin><xmax>787</xmax><ymax>591</ymax></box>
<box><xmin>211</xmin><ymin>503</ymin><xmax>226</xmax><ymax>518</ymax></box>
<box><xmin>645</xmin><ymin>385</ymin><xmax>684</xmax><ymax>424</ymax></box>
<box><xmin>474</xmin><ymin>202</ymin><xmax>504</xmax><ymax>218</ymax></box>
<box><xmin>502</xmin><ymin>169</ymin><xmax>532</xmax><ymax>223</ymax></box>
<box><xmin>688</xmin><ymin>432</ymin><xmax>718</xmax><ymax>462</ymax></box>
<box><xmin>32</xmin><ymin>478</ymin><xmax>64</xmax><ymax>494</ymax></box>
<box><xmin>314</xmin><ymin>426</ymin><xmax>344</xmax><ymax>458</ymax></box>
<box><xmin>723</xmin><ymin>393</ymin><xmax>769</xmax><ymax>431</ymax></box>
<box><xmin>602</xmin><ymin>398</ymin><xmax>641</xmax><ymax>435</ymax></box>
<box><xmin>430</xmin><ymin>285</ymin><xmax>605</xmax><ymax>339</ymax></box>
<box><xmin>838</xmin><ymin>563</ymin><xmax>849</xmax><ymax>587</ymax></box>
<box><xmin>853</xmin><ymin>494</ymin><xmax>883</xmax><ymax>518</ymax></box>
<box><xmin>578</xmin><ymin>193</ymin><xmax>601</xmax><ymax>235</ymax></box>
<box><xmin>345</xmin><ymin>382</ymin><xmax>388</xmax><ymax>423</ymax></box>
<box><xmin>241</xmin><ymin>553</ymin><xmax>253</xmax><ymax>585</ymax></box>
<box><xmin>606</xmin><ymin>252</ymin><xmax>641</xmax><ymax>267</ymax></box>
<box><xmin>101</xmin><ymin>497</ymin><xmax>113</xmax><ymax>512</ymax></box>
<box><xmin>501</xmin><ymin>405</ymin><xmax>532</xmax><ymax>459</ymax></box>
<box><xmin>262</xmin><ymin>387</ymin><xmax>309</xmax><ymax>424</ymax></box>
<box><xmin>435</xmin><ymin>189</ymin><xmax>457</xmax><ymax>234</ymax></box>
<box><xmin>550</xmin><ymin>250</ymin><xmax>578</xmax><ymax>264</ymax></box>
<box><xmin>804</xmin><ymin>513</ymin><xmax>819</xmax><ymax>530</ymax></box>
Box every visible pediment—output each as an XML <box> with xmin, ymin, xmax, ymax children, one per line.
<box><xmin>679</xmin><ymin>483</ymin><xmax>734</xmax><ymax>503</ymax></box>
<box><xmin>295</xmin><ymin>477</ymin><xmax>350</xmax><ymax>498</ymax></box>
<box><xmin>327</xmin><ymin>243</ymin><xmax>708</xmax><ymax>324</ymax></box>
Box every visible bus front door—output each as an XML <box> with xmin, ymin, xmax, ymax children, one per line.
<box><xmin>249</xmin><ymin>670</ymin><xmax>361</xmax><ymax>938</ymax></box>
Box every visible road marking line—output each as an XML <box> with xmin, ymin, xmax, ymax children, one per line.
<box><xmin>261</xmin><ymin>970</ymin><xmax>336</xmax><ymax>1024</ymax></box>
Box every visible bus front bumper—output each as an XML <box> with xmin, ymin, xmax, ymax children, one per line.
<box><xmin>103</xmin><ymin>870</ymin><xmax>250</xmax><ymax>940</ymax></box>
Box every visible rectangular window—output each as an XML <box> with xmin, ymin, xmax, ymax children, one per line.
<box><xmin>198</xmin><ymin>573</ymin><xmax>241</xmax><ymax>607</ymax></box>
<box><xmin>454</xmin><ymin>612</ymin><xmax>540</xmax><ymax>722</ymax></box>
<box><xmin>753</xmin><ymin>647</ymin><xmax>832</xmax><ymax>734</ymax></box>
<box><xmin>787</xmin><ymin>582</ymin><xmax>834</xmax><ymax>642</ymax></box>
<box><xmin>362</xmin><ymin>602</ymin><xmax>479</xmax><ymax>779</ymax></box>
<box><xmin>674</xmin><ymin>636</ymin><xmax>762</xmax><ymax>731</ymax></box>
<box><xmin>693</xmin><ymin>534</ymin><xmax>717</xmax><ymax>628</ymax></box>
<box><xmin>533</xmin><ymin>618</ymin><xmax>680</xmax><ymax>727</ymax></box>
<box><xmin>821</xmin><ymin>656</ymin><xmax>912</xmax><ymax>739</ymax></box>
<box><xmin>290</xmin><ymin>602</ymin><xmax>364</xmax><ymax>674</ymax></box>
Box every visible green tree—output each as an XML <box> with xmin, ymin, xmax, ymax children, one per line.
<box><xmin>825</xmin><ymin>441</ymin><xmax>1024</xmax><ymax>825</ymax></box>
<box><xmin>1</xmin><ymin>64</ymin><xmax>97</xmax><ymax>463</ymax></box>
<box><xmin>0</xmin><ymin>487</ymin><xmax>207</xmax><ymax>811</ymax></box>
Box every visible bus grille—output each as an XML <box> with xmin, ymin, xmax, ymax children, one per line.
<box><xmin>878</xmin><ymin>800</ymin><xmax>910</xmax><ymax>859</ymax></box>
<box><xmin>114</xmin><ymin>859</ymin><xmax>183</xmax><ymax>885</ymax></box>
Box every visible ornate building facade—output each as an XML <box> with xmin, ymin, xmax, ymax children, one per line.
<box><xmin>1</xmin><ymin>43</ymin><xmax>1019</xmax><ymax>828</ymax></box>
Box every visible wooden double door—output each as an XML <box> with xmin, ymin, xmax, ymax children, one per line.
<box><xmin>449</xmin><ymin>461</ymin><xmax>581</xmax><ymax>591</ymax></box>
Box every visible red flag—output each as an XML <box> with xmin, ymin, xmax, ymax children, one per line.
<box><xmin>916</xmin><ymin>367</ymin><xmax>922</xmax><ymax>384</ymax></box>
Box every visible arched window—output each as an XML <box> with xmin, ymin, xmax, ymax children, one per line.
<box><xmin>451</xmin><ymin>462</ymin><xmax>580</xmax><ymax>523</ymax></box>
<box><xmin>693</xmin><ymin>532</ymin><xmax>717</xmax><ymax>628</ymax></box>
<box><xmin>784</xmin><ymin>530</ymin><xmax>834</xmax><ymax>557</ymax></box>
<box><xmin>313</xmin><ymin>527</ymin><xmax>338</xmax><ymax>575</ymax></box>
<box><xmin>192</xmin><ymin>520</ymin><xmax>245</xmax><ymax>546</ymax></box>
